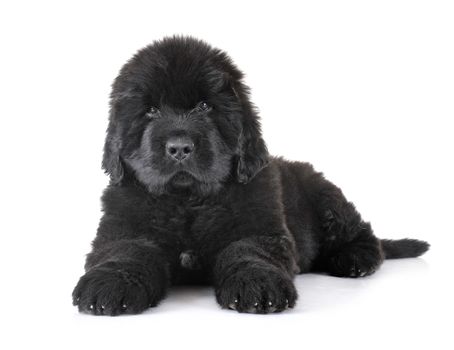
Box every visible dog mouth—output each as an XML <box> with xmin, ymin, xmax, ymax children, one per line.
<box><xmin>169</xmin><ymin>171</ymin><xmax>196</xmax><ymax>187</ymax></box>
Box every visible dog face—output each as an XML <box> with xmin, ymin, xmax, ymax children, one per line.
<box><xmin>102</xmin><ymin>37</ymin><xmax>269</xmax><ymax>196</ymax></box>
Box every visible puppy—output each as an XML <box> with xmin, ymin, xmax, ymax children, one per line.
<box><xmin>73</xmin><ymin>36</ymin><xmax>429</xmax><ymax>315</ymax></box>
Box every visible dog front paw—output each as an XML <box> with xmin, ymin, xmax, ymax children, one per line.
<box><xmin>72</xmin><ymin>261</ymin><xmax>166</xmax><ymax>316</ymax></box>
<box><xmin>215</xmin><ymin>267</ymin><xmax>297</xmax><ymax>314</ymax></box>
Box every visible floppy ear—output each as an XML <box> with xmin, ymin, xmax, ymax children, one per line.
<box><xmin>233</xmin><ymin>83</ymin><xmax>270</xmax><ymax>184</ymax></box>
<box><xmin>101</xmin><ymin>90</ymin><xmax>131</xmax><ymax>185</ymax></box>
<box><xmin>236</xmin><ymin>113</ymin><xmax>269</xmax><ymax>183</ymax></box>
<box><xmin>102</xmin><ymin>119</ymin><xmax>124</xmax><ymax>185</ymax></box>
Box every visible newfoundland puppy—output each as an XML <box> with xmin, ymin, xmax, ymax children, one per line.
<box><xmin>73</xmin><ymin>36</ymin><xmax>429</xmax><ymax>315</ymax></box>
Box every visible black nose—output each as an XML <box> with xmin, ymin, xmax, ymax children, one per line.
<box><xmin>166</xmin><ymin>137</ymin><xmax>194</xmax><ymax>161</ymax></box>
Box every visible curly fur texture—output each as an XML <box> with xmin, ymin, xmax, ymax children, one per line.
<box><xmin>73</xmin><ymin>36</ymin><xmax>429</xmax><ymax>315</ymax></box>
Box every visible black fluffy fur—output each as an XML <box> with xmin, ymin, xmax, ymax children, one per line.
<box><xmin>73</xmin><ymin>36</ymin><xmax>429</xmax><ymax>315</ymax></box>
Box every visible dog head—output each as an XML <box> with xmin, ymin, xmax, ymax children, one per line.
<box><xmin>103</xmin><ymin>36</ymin><xmax>269</xmax><ymax>196</ymax></box>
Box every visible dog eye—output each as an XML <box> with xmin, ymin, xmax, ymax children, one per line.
<box><xmin>146</xmin><ymin>106</ymin><xmax>159</xmax><ymax>118</ymax></box>
<box><xmin>196</xmin><ymin>101</ymin><xmax>211</xmax><ymax>112</ymax></box>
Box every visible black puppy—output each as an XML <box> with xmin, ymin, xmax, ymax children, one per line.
<box><xmin>73</xmin><ymin>36</ymin><xmax>429</xmax><ymax>315</ymax></box>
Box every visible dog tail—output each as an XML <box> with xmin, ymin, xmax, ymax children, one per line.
<box><xmin>380</xmin><ymin>238</ymin><xmax>430</xmax><ymax>259</ymax></box>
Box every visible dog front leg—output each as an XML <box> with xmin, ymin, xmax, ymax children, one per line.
<box><xmin>213</xmin><ymin>235</ymin><xmax>298</xmax><ymax>314</ymax></box>
<box><xmin>73</xmin><ymin>238</ymin><xmax>171</xmax><ymax>315</ymax></box>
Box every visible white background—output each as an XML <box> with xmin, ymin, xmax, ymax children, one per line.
<box><xmin>0</xmin><ymin>1</ymin><xmax>453</xmax><ymax>349</ymax></box>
